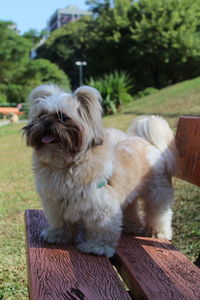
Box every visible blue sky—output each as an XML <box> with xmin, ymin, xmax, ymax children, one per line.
<box><xmin>0</xmin><ymin>0</ymin><xmax>88</xmax><ymax>34</ymax></box>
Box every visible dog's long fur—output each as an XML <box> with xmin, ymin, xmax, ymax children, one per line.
<box><xmin>23</xmin><ymin>84</ymin><xmax>177</xmax><ymax>257</ymax></box>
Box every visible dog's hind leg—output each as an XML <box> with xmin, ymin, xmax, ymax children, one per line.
<box><xmin>123</xmin><ymin>199</ymin><xmax>145</xmax><ymax>235</ymax></box>
<box><xmin>144</xmin><ymin>205</ymin><xmax>173</xmax><ymax>240</ymax></box>
<box><xmin>142</xmin><ymin>181</ymin><xmax>174</xmax><ymax>240</ymax></box>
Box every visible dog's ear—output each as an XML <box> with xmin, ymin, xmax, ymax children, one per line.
<box><xmin>74</xmin><ymin>86</ymin><xmax>104</xmax><ymax>146</ymax></box>
<box><xmin>29</xmin><ymin>84</ymin><xmax>61</xmax><ymax>105</ymax></box>
<box><xmin>74</xmin><ymin>86</ymin><xmax>102</xmax><ymax>114</ymax></box>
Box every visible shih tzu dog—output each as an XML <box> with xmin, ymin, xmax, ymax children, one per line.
<box><xmin>23</xmin><ymin>84</ymin><xmax>177</xmax><ymax>257</ymax></box>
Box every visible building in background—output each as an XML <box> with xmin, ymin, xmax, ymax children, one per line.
<box><xmin>47</xmin><ymin>5</ymin><xmax>91</xmax><ymax>33</ymax></box>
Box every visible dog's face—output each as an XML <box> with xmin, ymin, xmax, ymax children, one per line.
<box><xmin>23</xmin><ymin>84</ymin><xmax>104</xmax><ymax>164</ymax></box>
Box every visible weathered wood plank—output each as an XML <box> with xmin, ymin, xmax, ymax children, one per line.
<box><xmin>25</xmin><ymin>209</ymin><xmax>131</xmax><ymax>300</ymax></box>
<box><xmin>115</xmin><ymin>235</ymin><xmax>200</xmax><ymax>300</ymax></box>
<box><xmin>176</xmin><ymin>116</ymin><xmax>200</xmax><ymax>186</ymax></box>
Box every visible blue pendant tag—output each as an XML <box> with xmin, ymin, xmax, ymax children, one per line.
<box><xmin>97</xmin><ymin>179</ymin><xmax>107</xmax><ymax>188</ymax></box>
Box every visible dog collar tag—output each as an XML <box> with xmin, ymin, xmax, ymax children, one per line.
<box><xmin>97</xmin><ymin>179</ymin><xmax>108</xmax><ymax>188</ymax></box>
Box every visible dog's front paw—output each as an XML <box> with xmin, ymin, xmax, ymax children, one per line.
<box><xmin>145</xmin><ymin>226</ymin><xmax>172</xmax><ymax>240</ymax></box>
<box><xmin>40</xmin><ymin>227</ymin><xmax>71</xmax><ymax>244</ymax></box>
<box><xmin>77</xmin><ymin>241</ymin><xmax>115</xmax><ymax>258</ymax></box>
<box><xmin>157</xmin><ymin>230</ymin><xmax>172</xmax><ymax>240</ymax></box>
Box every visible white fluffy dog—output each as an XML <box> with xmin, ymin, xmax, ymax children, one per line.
<box><xmin>23</xmin><ymin>84</ymin><xmax>177</xmax><ymax>257</ymax></box>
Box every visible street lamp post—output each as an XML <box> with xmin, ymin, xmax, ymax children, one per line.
<box><xmin>75</xmin><ymin>61</ymin><xmax>87</xmax><ymax>86</ymax></box>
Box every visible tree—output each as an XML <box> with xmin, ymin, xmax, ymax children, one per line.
<box><xmin>85</xmin><ymin>0</ymin><xmax>132</xmax><ymax>78</ymax></box>
<box><xmin>86</xmin><ymin>0</ymin><xmax>113</xmax><ymax>14</ymax></box>
<box><xmin>20</xmin><ymin>59</ymin><xmax>71</xmax><ymax>98</ymax></box>
<box><xmin>0</xmin><ymin>21</ymin><xmax>31</xmax><ymax>85</ymax></box>
<box><xmin>127</xmin><ymin>0</ymin><xmax>200</xmax><ymax>89</ymax></box>
<box><xmin>37</xmin><ymin>1</ymin><xmax>133</xmax><ymax>88</ymax></box>
<box><xmin>0</xmin><ymin>21</ymin><xmax>71</xmax><ymax>104</ymax></box>
<box><xmin>37</xmin><ymin>0</ymin><xmax>200</xmax><ymax>93</ymax></box>
<box><xmin>23</xmin><ymin>29</ymin><xmax>47</xmax><ymax>46</ymax></box>
<box><xmin>37</xmin><ymin>16</ymin><xmax>92</xmax><ymax>88</ymax></box>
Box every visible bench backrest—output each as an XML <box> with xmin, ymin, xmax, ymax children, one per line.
<box><xmin>176</xmin><ymin>116</ymin><xmax>200</xmax><ymax>187</ymax></box>
<box><xmin>0</xmin><ymin>107</ymin><xmax>23</xmax><ymax>115</ymax></box>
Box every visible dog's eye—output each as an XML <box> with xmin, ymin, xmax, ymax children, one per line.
<box><xmin>39</xmin><ymin>113</ymin><xmax>46</xmax><ymax>119</ymax></box>
<box><xmin>58</xmin><ymin>113</ymin><xmax>70</xmax><ymax>122</ymax></box>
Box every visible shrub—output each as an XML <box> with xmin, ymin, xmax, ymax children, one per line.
<box><xmin>136</xmin><ymin>87</ymin><xmax>158</xmax><ymax>99</ymax></box>
<box><xmin>87</xmin><ymin>71</ymin><xmax>133</xmax><ymax>114</ymax></box>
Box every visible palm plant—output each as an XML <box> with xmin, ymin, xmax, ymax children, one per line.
<box><xmin>87</xmin><ymin>71</ymin><xmax>133</xmax><ymax>114</ymax></box>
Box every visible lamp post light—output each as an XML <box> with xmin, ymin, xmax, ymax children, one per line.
<box><xmin>75</xmin><ymin>61</ymin><xmax>87</xmax><ymax>86</ymax></box>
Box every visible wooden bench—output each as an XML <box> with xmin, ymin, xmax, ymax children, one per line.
<box><xmin>0</xmin><ymin>106</ymin><xmax>24</xmax><ymax>123</ymax></box>
<box><xmin>25</xmin><ymin>116</ymin><xmax>200</xmax><ymax>300</ymax></box>
<box><xmin>0</xmin><ymin>106</ymin><xmax>23</xmax><ymax>116</ymax></box>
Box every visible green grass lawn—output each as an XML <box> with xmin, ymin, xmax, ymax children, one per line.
<box><xmin>0</xmin><ymin>123</ymin><xmax>40</xmax><ymax>300</ymax></box>
<box><xmin>0</xmin><ymin>77</ymin><xmax>200</xmax><ymax>299</ymax></box>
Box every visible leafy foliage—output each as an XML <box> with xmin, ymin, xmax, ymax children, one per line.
<box><xmin>19</xmin><ymin>59</ymin><xmax>71</xmax><ymax>99</ymax></box>
<box><xmin>86</xmin><ymin>0</ymin><xmax>113</xmax><ymax>14</ymax></box>
<box><xmin>87</xmin><ymin>71</ymin><xmax>133</xmax><ymax>114</ymax></box>
<box><xmin>127</xmin><ymin>0</ymin><xmax>200</xmax><ymax>89</ymax></box>
<box><xmin>37</xmin><ymin>0</ymin><xmax>200</xmax><ymax>95</ymax></box>
<box><xmin>0</xmin><ymin>21</ymin><xmax>31</xmax><ymax>85</ymax></box>
<box><xmin>0</xmin><ymin>21</ymin><xmax>70</xmax><ymax>104</ymax></box>
<box><xmin>37</xmin><ymin>17</ymin><xmax>91</xmax><ymax>88</ymax></box>
<box><xmin>23</xmin><ymin>29</ymin><xmax>47</xmax><ymax>46</ymax></box>
<box><xmin>0</xmin><ymin>92</ymin><xmax>7</xmax><ymax>103</ymax></box>
<box><xmin>37</xmin><ymin>2</ymin><xmax>133</xmax><ymax>86</ymax></box>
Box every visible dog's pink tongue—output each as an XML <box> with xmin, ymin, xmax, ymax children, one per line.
<box><xmin>41</xmin><ymin>135</ymin><xmax>56</xmax><ymax>144</ymax></box>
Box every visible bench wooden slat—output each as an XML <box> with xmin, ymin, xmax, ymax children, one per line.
<box><xmin>25</xmin><ymin>209</ymin><xmax>131</xmax><ymax>300</ymax></box>
<box><xmin>176</xmin><ymin>116</ymin><xmax>200</xmax><ymax>186</ymax></box>
<box><xmin>0</xmin><ymin>107</ymin><xmax>23</xmax><ymax>115</ymax></box>
<box><xmin>115</xmin><ymin>235</ymin><xmax>200</xmax><ymax>300</ymax></box>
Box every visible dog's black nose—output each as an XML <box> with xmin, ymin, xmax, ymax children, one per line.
<box><xmin>44</xmin><ymin>118</ymin><xmax>53</xmax><ymax>126</ymax></box>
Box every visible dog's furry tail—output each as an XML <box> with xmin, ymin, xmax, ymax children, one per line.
<box><xmin>128</xmin><ymin>115</ymin><xmax>177</xmax><ymax>175</ymax></box>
